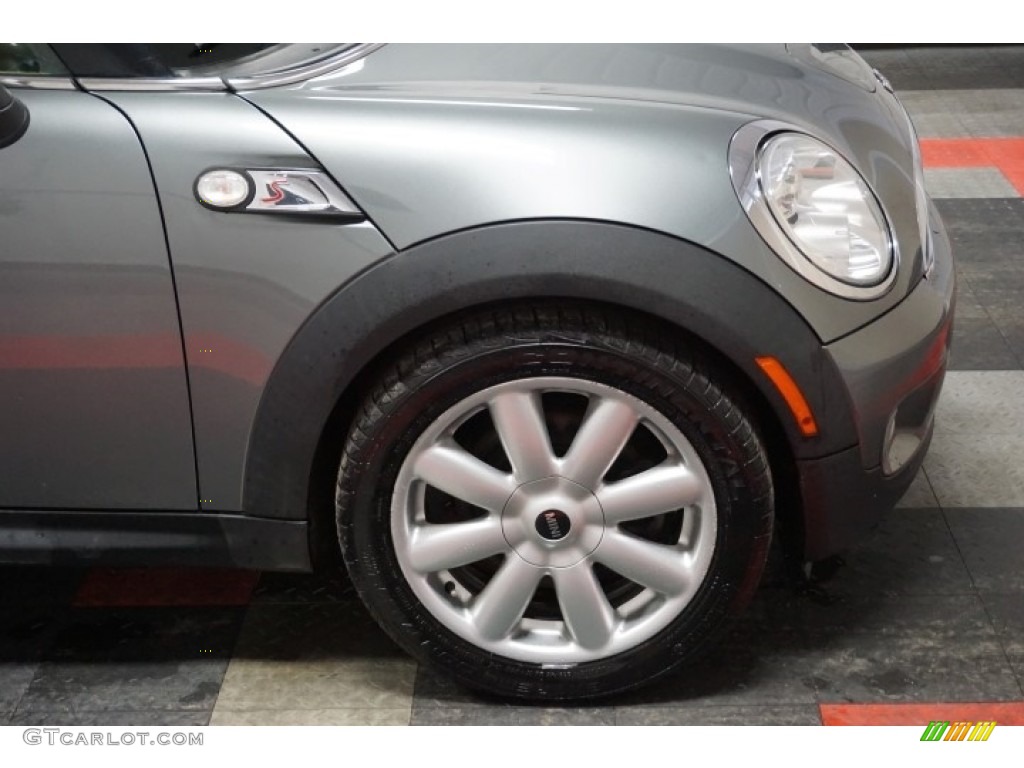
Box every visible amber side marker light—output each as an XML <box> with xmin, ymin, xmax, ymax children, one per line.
<box><xmin>754</xmin><ymin>356</ymin><xmax>819</xmax><ymax>437</ymax></box>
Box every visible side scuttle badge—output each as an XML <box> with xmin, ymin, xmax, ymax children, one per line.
<box><xmin>194</xmin><ymin>168</ymin><xmax>364</xmax><ymax>220</ymax></box>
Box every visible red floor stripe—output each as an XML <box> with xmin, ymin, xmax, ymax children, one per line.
<box><xmin>73</xmin><ymin>567</ymin><xmax>259</xmax><ymax>607</ymax></box>
<box><xmin>821</xmin><ymin>702</ymin><xmax>1024</xmax><ymax>726</ymax></box>
<box><xmin>920</xmin><ymin>137</ymin><xmax>1024</xmax><ymax>194</ymax></box>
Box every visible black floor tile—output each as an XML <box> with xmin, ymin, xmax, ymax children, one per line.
<box><xmin>947</xmin><ymin>282</ymin><xmax>1021</xmax><ymax>369</ymax></box>
<box><xmin>616</xmin><ymin>588</ymin><xmax>1012</xmax><ymax>709</ymax></box>
<box><xmin>915</xmin><ymin>49</ymin><xmax>1021</xmax><ymax>90</ymax></box>
<box><xmin>988</xmin><ymin>317</ymin><xmax>1024</xmax><ymax>370</ymax></box>
<box><xmin>740</xmin><ymin>595</ymin><xmax>1013</xmax><ymax>704</ymax></box>
<box><xmin>936</xmin><ymin>198</ymin><xmax>1024</xmax><ymax>366</ymax></box>
<box><xmin>9</xmin><ymin>709</ymin><xmax>210</xmax><ymax>726</ymax></box>
<box><xmin>860</xmin><ymin>46</ymin><xmax>1024</xmax><ymax>90</ymax></box>
<box><xmin>966</xmin><ymin>283</ymin><xmax>1024</xmax><ymax>321</ymax></box>
<box><xmin>803</xmin><ymin>647</ymin><xmax>1020</xmax><ymax>703</ymax></box>
<box><xmin>616</xmin><ymin>643</ymin><xmax>821</xmax><ymax>707</ymax></box>
<box><xmin>1009</xmin><ymin>656</ymin><xmax>1024</xmax><ymax>692</ymax></box>
<box><xmin>956</xmin><ymin>254</ymin><xmax>1024</xmax><ymax>279</ymax></box>
<box><xmin>739</xmin><ymin>592</ymin><xmax>997</xmax><ymax>644</ymax></box>
<box><xmin>0</xmin><ymin>567</ymin><xmax>85</xmax><ymax>607</ymax></box>
<box><xmin>948</xmin><ymin>314</ymin><xmax>1020</xmax><ymax>370</ymax></box>
<box><xmin>935</xmin><ymin>198</ymin><xmax>1024</xmax><ymax>248</ymax></box>
<box><xmin>250</xmin><ymin>570</ymin><xmax>355</xmax><ymax>604</ymax></box>
<box><xmin>618</xmin><ymin>642</ymin><xmax>1020</xmax><ymax>708</ymax></box>
<box><xmin>980</xmin><ymin>593</ymin><xmax>1024</xmax><ymax>657</ymax></box>
<box><xmin>856</xmin><ymin>48</ymin><xmax>929</xmax><ymax>91</ymax></box>
<box><xmin>962</xmin><ymin>261</ymin><xmax>1024</xmax><ymax>290</ymax></box>
<box><xmin>232</xmin><ymin>600</ymin><xmax>404</xmax><ymax>660</ymax></box>
<box><xmin>800</xmin><ymin>508</ymin><xmax>973</xmax><ymax>597</ymax></box>
<box><xmin>615</xmin><ymin>704</ymin><xmax>821</xmax><ymax>725</ymax></box>
<box><xmin>14</xmin><ymin>607</ymin><xmax>244</xmax><ymax>715</ymax></box>
<box><xmin>0</xmin><ymin>607</ymin><xmax>66</xmax><ymax>663</ymax></box>
<box><xmin>945</xmin><ymin>508</ymin><xmax>1024</xmax><ymax>593</ymax></box>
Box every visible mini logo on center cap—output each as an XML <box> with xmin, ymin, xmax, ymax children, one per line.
<box><xmin>536</xmin><ymin>510</ymin><xmax>571</xmax><ymax>541</ymax></box>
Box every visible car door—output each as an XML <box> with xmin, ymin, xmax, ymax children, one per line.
<box><xmin>0</xmin><ymin>47</ymin><xmax>197</xmax><ymax>510</ymax></box>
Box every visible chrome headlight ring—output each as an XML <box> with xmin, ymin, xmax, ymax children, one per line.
<box><xmin>729</xmin><ymin>120</ymin><xmax>899</xmax><ymax>302</ymax></box>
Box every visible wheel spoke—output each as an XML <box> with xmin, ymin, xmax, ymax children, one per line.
<box><xmin>408</xmin><ymin>517</ymin><xmax>508</xmax><ymax>573</ymax></box>
<box><xmin>470</xmin><ymin>556</ymin><xmax>543</xmax><ymax>641</ymax></box>
<box><xmin>413</xmin><ymin>442</ymin><xmax>516</xmax><ymax>512</ymax></box>
<box><xmin>594</xmin><ymin>530</ymin><xmax>691</xmax><ymax>597</ymax></box>
<box><xmin>488</xmin><ymin>390</ymin><xmax>558</xmax><ymax>482</ymax></box>
<box><xmin>597</xmin><ymin>464</ymin><xmax>704</xmax><ymax>524</ymax></box>
<box><xmin>559</xmin><ymin>397</ymin><xmax>639</xmax><ymax>488</ymax></box>
<box><xmin>554</xmin><ymin>562</ymin><xmax>617</xmax><ymax>650</ymax></box>
<box><xmin>392</xmin><ymin>374</ymin><xmax>721</xmax><ymax>664</ymax></box>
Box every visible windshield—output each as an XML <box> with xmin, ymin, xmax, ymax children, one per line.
<box><xmin>50</xmin><ymin>44</ymin><xmax>350</xmax><ymax>79</ymax></box>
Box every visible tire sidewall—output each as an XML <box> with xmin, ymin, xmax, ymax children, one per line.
<box><xmin>338</xmin><ymin>327</ymin><xmax>772</xmax><ymax>701</ymax></box>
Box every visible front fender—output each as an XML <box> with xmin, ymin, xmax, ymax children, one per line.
<box><xmin>243</xmin><ymin>220</ymin><xmax>858</xmax><ymax>520</ymax></box>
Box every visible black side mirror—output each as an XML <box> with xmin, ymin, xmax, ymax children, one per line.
<box><xmin>0</xmin><ymin>84</ymin><xmax>29</xmax><ymax>149</ymax></box>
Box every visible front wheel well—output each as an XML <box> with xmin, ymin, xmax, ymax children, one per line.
<box><xmin>304</xmin><ymin>298</ymin><xmax>803</xmax><ymax>574</ymax></box>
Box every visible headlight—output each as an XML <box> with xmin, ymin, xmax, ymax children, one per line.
<box><xmin>758</xmin><ymin>133</ymin><xmax>893</xmax><ymax>287</ymax></box>
<box><xmin>728</xmin><ymin>121</ymin><xmax>898</xmax><ymax>301</ymax></box>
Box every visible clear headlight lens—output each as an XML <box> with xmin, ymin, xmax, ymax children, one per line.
<box><xmin>758</xmin><ymin>133</ymin><xmax>893</xmax><ymax>287</ymax></box>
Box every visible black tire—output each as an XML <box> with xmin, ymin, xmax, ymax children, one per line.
<box><xmin>336</xmin><ymin>304</ymin><xmax>773</xmax><ymax>701</ymax></box>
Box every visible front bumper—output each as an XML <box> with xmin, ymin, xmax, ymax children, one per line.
<box><xmin>798</xmin><ymin>202</ymin><xmax>956</xmax><ymax>560</ymax></box>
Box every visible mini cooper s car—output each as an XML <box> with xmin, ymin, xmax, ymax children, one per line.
<box><xmin>0</xmin><ymin>43</ymin><xmax>955</xmax><ymax>700</ymax></box>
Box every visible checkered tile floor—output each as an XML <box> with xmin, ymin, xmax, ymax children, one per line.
<box><xmin>4</xmin><ymin>46</ymin><xmax>1024</xmax><ymax>726</ymax></box>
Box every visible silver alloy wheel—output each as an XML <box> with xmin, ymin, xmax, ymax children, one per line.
<box><xmin>391</xmin><ymin>376</ymin><xmax>718</xmax><ymax>664</ymax></box>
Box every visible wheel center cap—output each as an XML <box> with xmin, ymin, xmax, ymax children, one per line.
<box><xmin>535</xmin><ymin>509</ymin><xmax>571</xmax><ymax>541</ymax></box>
<box><xmin>501</xmin><ymin>477</ymin><xmax>605</xmax><ymax>568</ymax></box>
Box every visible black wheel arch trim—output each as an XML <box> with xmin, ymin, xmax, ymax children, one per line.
<box><xmin>242</xmin><ymin>219</ymin><xmax>858</xmax><ymax>525</ymax></box>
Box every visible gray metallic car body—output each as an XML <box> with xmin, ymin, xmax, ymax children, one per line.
<box><xmin>0</xmin><ymin>44</ymin><xmax>954</xmax><ymax>569</ymax></box>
